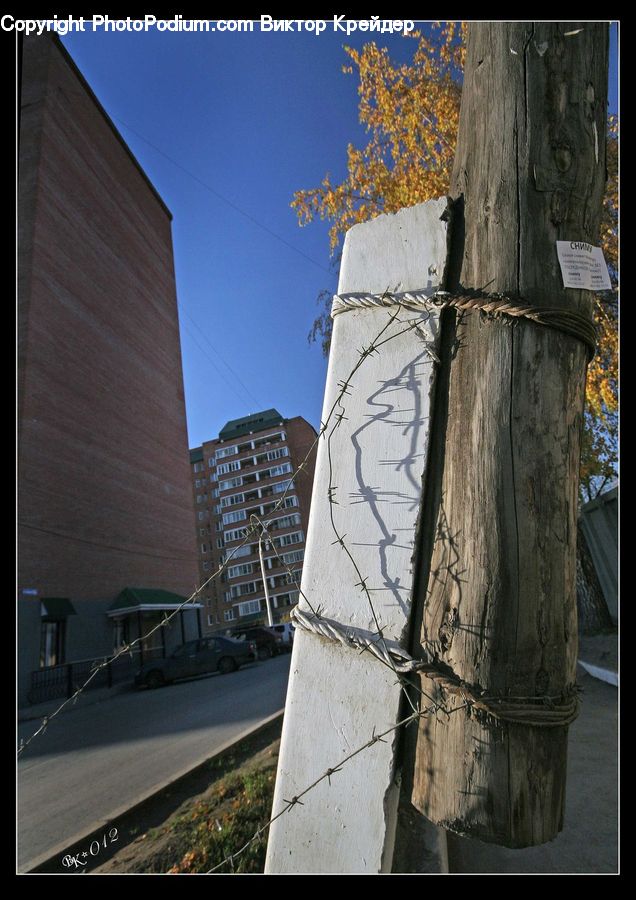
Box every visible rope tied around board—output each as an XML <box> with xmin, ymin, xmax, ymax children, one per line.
<box><xmin>291</xmin><ymin>607</ymin><xmax>579</xmax><ymax>728</ymax></box>
<box><xmin>331</xmin><ymin>288</ymin><xmax>596</xmax><ymax>360</ymax></box>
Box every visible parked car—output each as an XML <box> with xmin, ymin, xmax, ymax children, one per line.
<box><xmin>135</xmin><ymin>635</ymin><xmax>256</xmax><ymax>689</ymax></box>
<box><xmin>228</xmin><ymin>626</ymin><xmax>282</xmax><ymax>660</ymax></box>
<box><xmin>271</xmin><ymin>622</ymin><xmax>294</xmax><ymax>650</ymax></box>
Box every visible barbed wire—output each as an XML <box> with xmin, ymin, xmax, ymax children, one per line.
<box><xmin>206</xmin><ymin>699</ymin><xmax>469</xmax><ymax>874</ymax></box>
<box><xmin>20</xmin><ymin>295</ymin><xmax>454</xmax><ymax>878</ymax></box>
<box><xmin>197</xmin><ymin>299</ymin><xmax>451</xmax><ymax>874</ymax></box>
<box><xmin>18</xmin><ymin>397</ymin><xmax>327</xmax><ymax>756</ymax></box>
<box><xmin>17</xmin><ymin>295</ymin><xmax>426</xmax><ymax>758</ymax></box>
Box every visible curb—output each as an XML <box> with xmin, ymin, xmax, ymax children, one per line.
<box><xmin>20</xmin><ymin>708</ymin><xmax>285</xmax><ymax>874</ymax></box>
<box><xmin>18</xmin><ymin>683</ymin><xmax>133</xmax><ymax>724</ymax></box>
<box><xmin>578</xmin><ymin>660</ymin><xmax>618</xmax><ymax>687</ymax></box>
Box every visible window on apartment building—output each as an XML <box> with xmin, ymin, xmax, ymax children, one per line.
<box><xmin>283</xmin><ymin>496</ymin><xmax>298</xmax><ymax>508</ymax></box>
<box><xmin>220</xmin><ymin>492</ymin><xmax>245</xmax><ymax>509</ymax></box>
<box><xmin>207</xmin><ymin>615</ymin><xmax>215</xmax><ymax>627</ymax></box>
<box><xmin>230</xmin><ymin>581</ymin><xmax>259</xmax><ymax>599</ymax></box>
<box><xmin>203</xmin><ymin>562</ymin><xmax>210</xmax><ymax>571</ymax></box>
<box><xmin>282</xmin><ymin>549</ymin><xmax>305</xmax><ymax>565</ymax></box>
<box><xmin>277</xmin><ymin>591</ymin><xmax>299</xmax><ymax>608</ymax></box>
<box><xmin>197</xmin><ymin>511</ymin><xmax>208</xmax><ymax>521</ymax></box>
<box><xmin>216</xmin><ymin>445</ymin><xmax>238</xmax><ymax>459</ymax></box>
<box><xmin>228</xmin><ymin>544</ymin><xmax>252</xmax><ymax>560</ymax></box>
<box><xmin>278</xmin><ymin>530</ymin><xmax>303</xmax><ymax>547</ymax></box>
<box><xmin>227</xmin><ymin>562</ymin><xmax>253</xmax><ymax>579</ymax></box>
<box><xmin>216</xmin><ymin>537</ymin><xmax>224</xmax><ymax>549</ymax></box>
<box><xmin>259</xmin><ymin>430</ymin><xmax>286</xmax><ymax>446</ymax></box>
<box><xmin>224</xmin><ymin>527</ymin><xmax>248</xmax><ymax>543</ymax></box>
<box><xmin>238</xmin><ymin>599</ymin><xmax>261</xmax><ymax>617</ymax></box>
<box><xmin>217</xmin><ymin>460</ymin><xmax>241</xmax><ymax>476</ymax></box>
<box><xmin>193</xmin><ymin>462</ymin><xmax>203</xmax><ymax>473</ymax></box>
<box><xmin>272</xmin><ymin>479</ymin><xmax>294</xmax><ymax>494</ymax></box>
<box><xmin>222</xmin><ymin>509</ymin><xmax>247</xmax><ymax>526</ymax></box>
<box><xmin>268</xmin><ymin>513</ymin><xmax>301</xmax><ymax>531</ymax></box>
<box><xmin>270</xmin><ymin>463</ymin><xmax>293</xmax><ymax>477</ymax></box>
<box><xmin>266</xmin><ymin>447</ymin><xmax>289</xmax><ymax>461</ymax></box>
<box><xmin>219</xmin><ymin>475</ymin><xmax>243</xmax><ymax>491</ymax></box>
<box><xmin>196</xmin><ymin>494</ymin><xmax>206</xmax><ymax>504</ymax></box>
<box><xmin>200</xmin><ymin>543</ymin><xmax>208</xmax><ymax>554</ymax></box>
<box><xmin>224</xmin><ymin>608</ymin><xmax>236</xmax><ymax>622</ymax></box>
<box><xmin>40</xmin><ymin>620</ymin><xmax>66</xmax><ymax>668</ymax></box>
<box><xmin>208</xmin><ymin>458</ymin><xmax>215</xmax><ymax>468</ymax></box>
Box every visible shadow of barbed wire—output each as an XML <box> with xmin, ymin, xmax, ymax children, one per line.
<box><xmin>21</xmin><ymin>294</ymin><xmax>463</xmax><ymax>877</ymax></box>
<box><xmin>349</xmin><ymin>340</ymin><xmax>434</xmax><ymax>619</ymax></box>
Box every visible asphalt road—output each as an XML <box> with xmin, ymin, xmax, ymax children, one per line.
<box><xmin>18</xmin><ymin>654</ymin><xmax>290</xmax><ymax>872</ymax></box>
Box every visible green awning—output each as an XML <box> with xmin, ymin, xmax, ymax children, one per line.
<box><xmin>41</xmin><ymin>597</ymin><xmax>76</xmax><ymax>618</ymax></box>
<box><xmin>107</xmin><ymin>587</ymin><xmax>202</xmax><ymax>617</ymax></box>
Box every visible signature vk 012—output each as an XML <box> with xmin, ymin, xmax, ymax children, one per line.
<box><xmin>61</xmin><ymin>828</ymin><xmax>118</xmax><ymax>869</ymax></box>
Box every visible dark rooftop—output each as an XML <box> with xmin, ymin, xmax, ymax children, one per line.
<box><xmin>219</xmin><ymin>409</ymin><xmax>285</xmax><ymax>441</ymax></box>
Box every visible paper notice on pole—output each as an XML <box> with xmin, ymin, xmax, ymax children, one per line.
<box><xmin>556</xmin><ymin>241</ymin><xmax>612</xmax><ymax>291</ymax></box>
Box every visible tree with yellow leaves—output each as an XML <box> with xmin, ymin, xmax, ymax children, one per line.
<box><xmin>294</xmin><ymin>25</ymin><xmax>617</xmax><ymax>501</ymax></box>
<box><xmin>580</xmin><ymin>115</ymin><xmax>618</xmax><ymax>502</ymax></box>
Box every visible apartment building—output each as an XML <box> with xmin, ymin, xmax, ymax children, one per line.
<box><xmin>18</xmin><ymin>35</ymin><xmax>199</xmax><ymax>704</ymax></box>
<box><xmin>189</xmin><ymin>410</ymin><xmax>317</xmax><ymax>629</ymax></box>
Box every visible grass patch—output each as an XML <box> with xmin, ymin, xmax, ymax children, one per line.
<box><xmin>167</xmin><ymin>768</ymin><xmax>275</xmax><ymax>873</ymax></box>
<box><xmin>91</xmin><ymin>726</ymin><xmax>282</xmax><ymax>875</ymax></box>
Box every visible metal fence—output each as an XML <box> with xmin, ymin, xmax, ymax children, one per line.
<box><xmin>580</xmin><ymin>486</ymin><xmax>618</xmax><ymax>622</ymax></box>
<box><xmin>28</xmin><ymin>653</ymin><xmax>140</xmax><ymax>705</ymax></box>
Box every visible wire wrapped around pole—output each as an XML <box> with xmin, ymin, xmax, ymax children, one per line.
<box><xmin>291</xmin><ymin>607</ymin><xmax>579</xmax><ymax>727</ymax></box>
<box><xmin>331</xmin><ymin>288</ymin><xmax>596</xmax><ymax>360</ymax></box>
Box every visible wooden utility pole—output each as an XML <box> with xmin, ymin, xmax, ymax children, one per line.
<box><xmin>408</xmin><ymin>23</ymin><xmax>609</xmax><ymax>847</ymax></box>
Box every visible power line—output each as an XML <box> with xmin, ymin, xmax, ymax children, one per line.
<box><xmin>180</xmin><ymin>318</ymin><xmax>254</xmax><ymax>412</ymax></box>
<box><xmin>112</xmin><ymin>115</ymin><xmax>333</xmax><ymax>277</ymax></box>
<box><xmin>178</xmin><ymin>304</ymin><xmax>264</xmax><ymax>411</ymax></box>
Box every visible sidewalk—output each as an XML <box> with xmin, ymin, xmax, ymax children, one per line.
<box><xmin>447</xmin><ymin>653</ymin><xmax>618</xmax><ymax>874</ymax></box>
<box><xmin>18</xmin><ymin>682</ymin><xmax>133</xmax><ymax>724</ymax></box>
<box><xmin>578</xmin><ymin>630</ymin><xmax>619</xmax><ymax>685</ymax></box>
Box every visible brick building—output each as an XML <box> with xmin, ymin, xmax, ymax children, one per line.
<box><xmin>189</xmin><ymin>410</ymin><xmax>317</xmax><ymax>630</ymax></box>
<box><xmin>17</xmin><ymin>35</ymin><xmax>199</xmax><ymax>704</ymax></box>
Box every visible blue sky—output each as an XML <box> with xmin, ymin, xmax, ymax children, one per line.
<box><xmin>60</xmin><ymin>22</ymin><xmax>618</xmax><ymax>449</ymax></box>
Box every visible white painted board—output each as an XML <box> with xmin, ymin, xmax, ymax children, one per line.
<box><xmin>265</xmin><ymin>199</ymin><xmax>449</xmax><ymax>874</ymax></box>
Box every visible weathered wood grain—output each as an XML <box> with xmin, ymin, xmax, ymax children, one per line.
<box><xmin>410</xmin><ymin>23</ymin><xmax>609</xmax><ymax>847</ymax></box>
